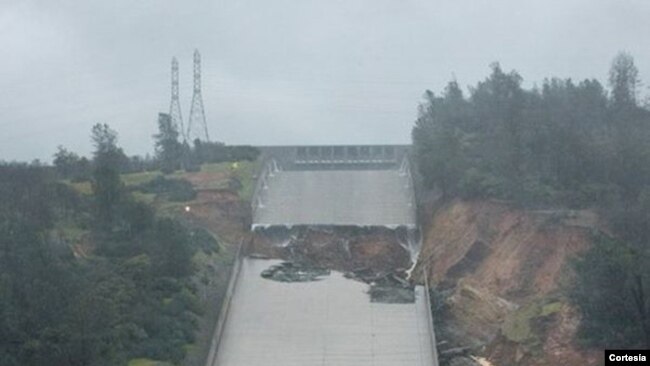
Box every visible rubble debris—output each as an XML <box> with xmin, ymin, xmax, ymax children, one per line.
<box><xmin>250</xmin><ymin>226</ymin><xmax>413</xmax><ymax>273</ymax></box>
<box><xmin>345</xmin><ymin>268</ymin><xmax>410</xmax><ymax>287</ymax></box>
<box><xmin>368</xmin><ymin>285</ymin><xmax>415</xmax><ymax>304</ymax></box>
<box><xmin>260</xmin><ymin>262</ymin><xmax>330</xmax><ymax>282</ymax></box>
<box><xmin>440</xmin><ymin>346</ymin><xmax>473</xmax><ymax>357</ymax></box>
<box><xmin>344</xmin><ymin>268</ymin><xmax>416</xmax><ymax>304</ymax></box>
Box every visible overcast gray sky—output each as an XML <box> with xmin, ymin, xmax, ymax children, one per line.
<box><xmin>1</xmin><ymin>0</ymin><xmax>649</xmax><ymax>162</ymax></box>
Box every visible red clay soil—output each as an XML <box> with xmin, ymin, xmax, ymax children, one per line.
<box><xmin>181</xmin><ymin>171</ymin><xmax>230</xmax><ymax>190</ymax></box>
<box><xmin>416</xmin><ymin>200</ymin><xmax>601</xmax><ymax>366</ymax></box>
<box><xmin>174</xmin><ymin>168</ymin><xmax>252</xmax><ymax>246</ymax></box>
<box><xmin>181</xmin><ymin>189</ymin><xmax>250</xmax><ymax>245</ymax></box>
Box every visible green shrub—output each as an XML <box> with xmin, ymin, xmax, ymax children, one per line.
<box><xmin>571</xmin><ymin>234</ymin><xmax>650</xmax><ymax>349</ymax></box>
<box><xmin>562</xmin><ymin>183</ymin><xmax>622</xmax><ymax>208</ymax></box>
<box><xmin>190</xmin><ymin>228</ymin><xmax>219</xmax><ymax>254</ymax></box>
<box><xmin>458</xmin><ymin>168</ymin><xmax>507</xmax><ymax>199</ymax></box>
<box><xmin>135</xmin><ymin>176</ymin><xmax>196</xmax><ymax>202</ymax></box>
<box><xmin>519</xmin><ymin>178</ymin><xmax>558</xmax><ymax>207</ymax></box>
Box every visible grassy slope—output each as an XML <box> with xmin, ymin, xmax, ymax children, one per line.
<box><xmin>189</xmin><ymin>161</ymin><xmax>259</xmax><ymax>199</ymax></box>
<box><xmin>65</xmin><ymin>160</ymin><xmax>259</xmax><ymax>199</ymax></box>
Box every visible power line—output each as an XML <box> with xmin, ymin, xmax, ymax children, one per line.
<box><xmin>187</xmin><ymin>49</ymin><xmax>210</xmax><ymax>142</ymax></box>
<box><xmin>169</xmin><ymin>57</ymin><xmax>186</xmax><ymax>142</ymax></box>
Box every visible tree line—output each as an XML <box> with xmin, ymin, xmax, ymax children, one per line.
<box><xmin>413</xmin><ymin>52</ymin><xmax>649</xmax><ymax>207</ymax></box>
<box><xmin>53</xmin><ymin>115</ymin><xmax>259</xmax><ymax>181</ymax></box>
<box><xmin>0</xmin><ymin>124</ymin><xmax>219</xmax><ymax>365</ymax></box>
<box><xmin>412</xmin><ymin>52</ymin><xmax>650</xmax><ymax>349</ymax></box>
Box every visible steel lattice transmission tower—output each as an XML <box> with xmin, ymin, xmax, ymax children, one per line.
<box><xmin>169</xmin><ymin>57</ymin><xmax>186</xmax><ymax>142</ymax></box>
<box><xmin>187</xmin><ymin>49</ymin><xmax>210</xmax><ymax>142</ymax></box>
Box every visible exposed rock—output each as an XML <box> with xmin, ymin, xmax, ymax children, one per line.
<box><xmin>260</xmin><ymin>261</ymin><xmax>330</xmax><ymax>282</ymax></box>
<box><xmin>367</xmin><ymin>285</ymin><xmax>415</xmax><ymax>303</ymax></box>
<box><xmin>444</xmin><ymin>279</ymin><xmax>518</xmax><ymax>346</ymax></box>
<box><xmin>416</xmin><ymin>200</ymin><xmax>600</xmax><ymax>366</ymax></box>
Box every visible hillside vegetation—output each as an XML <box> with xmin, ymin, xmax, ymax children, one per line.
<box><xmin>413</xmin><ymin>53</ymin><xmax>650</xmax><ymax>363</ymax></box>
<box><xmin>0</xmin><ymin>123</ymin><xmax>256</xmax><ymax>366</ymax></box>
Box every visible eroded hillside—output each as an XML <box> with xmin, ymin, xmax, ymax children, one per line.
<box><xmin>415</xmin><ymin>200</ymin><xmax>602</xmax><ymax>366</ymax></box>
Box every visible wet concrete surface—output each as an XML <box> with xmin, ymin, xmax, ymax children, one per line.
<box><xmin>213</xmin><ymin>258</ymin><xmax>435</xmax><ymax>366</ymax></box>
<box><xmin>253</xmin><ymin>170</ymin><xmax>416</xmax><ymax>228</ymax></box>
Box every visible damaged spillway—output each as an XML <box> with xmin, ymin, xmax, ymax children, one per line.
<box><xmin>208</xmin><ymin>146</ymin><xmax>437</xmax><ymax>366</ymax></box>
<box><xmin>248</xmin><ymin>226</ymin><xmax>420</xmax><ymax>276</ymax></box>
<box><xmin>250</xmin><ymin>146</ymin><xmax>421</xmax><ymax>266</ymax></box>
